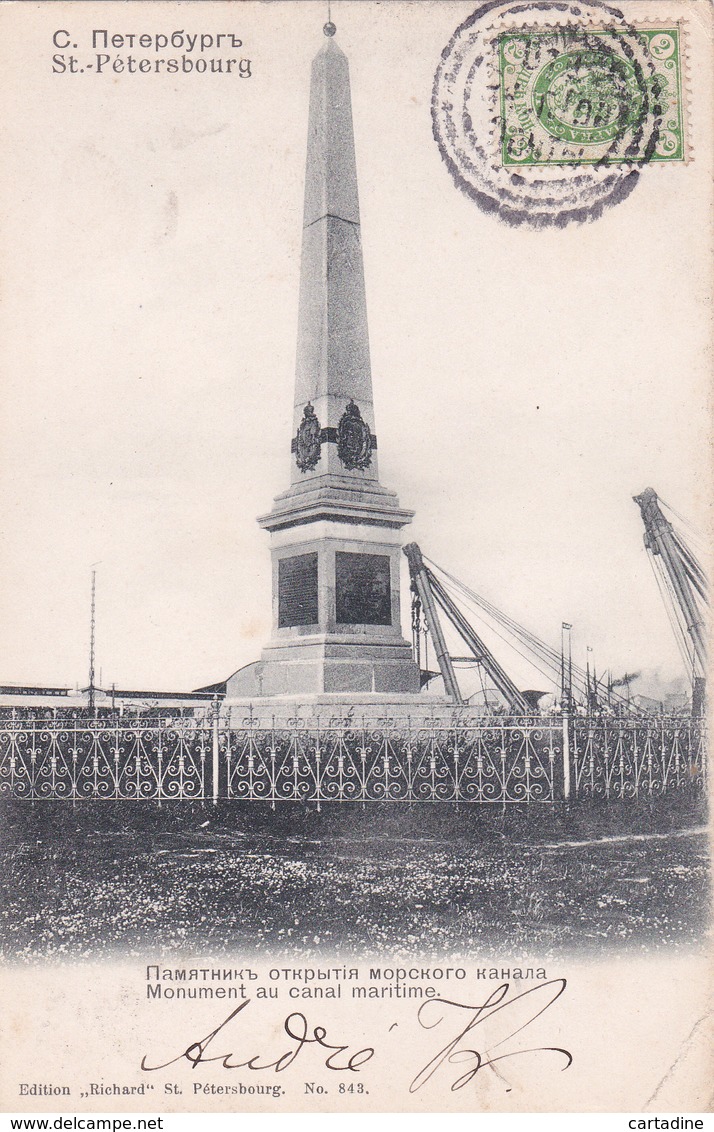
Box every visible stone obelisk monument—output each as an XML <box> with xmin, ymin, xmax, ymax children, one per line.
<box><xmin>226</xmin><ymin>24</ymin><xmax>421</xmax><ymax>703</ymax></box>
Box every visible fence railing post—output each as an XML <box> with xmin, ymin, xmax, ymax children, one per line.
<box><xmin>562</xmin><ymin>714</ymin><xmax>571</xmax><ymax>801</ymax></box>
<box><xmin>212</xmin><ymin>697</ymin><xmax>220</xmax><ymax>805</ymax></box>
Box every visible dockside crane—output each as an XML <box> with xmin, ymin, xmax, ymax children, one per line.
<box><xmin>403</xmin><ymin>543</ymin><xmax>530</xmax><ymax>713</ymax></box>
<box><xmin>634</xmin><ymin>487</ymin><xmax>708</xmax><ymax>715</ymax></box>
<box><xmin>404</xmin><ymin>545</ymin><xmax>647</xmax><ymax>716</ymax></box>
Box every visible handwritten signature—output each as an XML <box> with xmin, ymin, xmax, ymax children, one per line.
<box><xmin>140</xmin><ymin>980</ymin><xmax>571</xmax><ymax>1093</ymax></box>
<box><xmin>140</xmin><ymin>1000</ymin><xmax>374</xmax><ymax>1074</ymax></box>
<box><xmin>410</xmin><ymin>979</ymin><xmax>572</xmax><ymax>1092</ymax></box>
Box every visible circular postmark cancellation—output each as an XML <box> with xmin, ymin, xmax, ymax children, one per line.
<box><xmin>432</xmin><ymin>1</ymin><xmax>685</xmax><ymax>227</ymax></box>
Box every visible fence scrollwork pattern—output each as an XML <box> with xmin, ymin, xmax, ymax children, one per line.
<box><xmin>0</xmin><ymin>713</ymin><xmax>705</xmax><ymax>804</ymax></box>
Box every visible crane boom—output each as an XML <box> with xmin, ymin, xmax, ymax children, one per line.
<box><xmin>426</xmin><ymin>571</ymin><xmax>531</xmax><ymax>713</ymax></box>
<box><xmin>403</xmin><ymin>543</ymin><xmax>463</xmax><ymax>704</ymax></box>
<box><xmin>404</xmin><ymin>543</ymin><xmax>530</xmax><ymax>713</ymax></box>
<box><xmin>634</xmin><ymin>488</ymin><xmax>707</xmax><ymax>707</ymax></box>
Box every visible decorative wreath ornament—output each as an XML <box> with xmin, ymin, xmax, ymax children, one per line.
<box><xmin>337</xmin><ymin>400</ymin><xmax>373</xmax><ymax>470</ymax></box>
<box><xmin>294</xmin><ymin>402</ymin><xmax>322</xmax><ymax>472</ymax></box>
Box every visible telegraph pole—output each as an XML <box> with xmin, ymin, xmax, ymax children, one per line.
<box><xmin>561</xmin><ymin>622</ymin><xmax>572</xmax><ymax>711</ymax></box>
<box><xmin>88</xmin><ymin>566</ymin><xmax>99</xmax><ymax>714</ymax></box>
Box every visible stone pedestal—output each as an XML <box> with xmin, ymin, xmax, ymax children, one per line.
<box><xmin>225</xmin><ymin>516</ymin><xmax>421</xmax><ymax>698</ymax></box>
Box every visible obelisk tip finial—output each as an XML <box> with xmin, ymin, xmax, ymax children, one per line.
<box><xmin>323</xmin><ymin>21</ymin><xmax>336</xmax><ymax>37</ymax></box>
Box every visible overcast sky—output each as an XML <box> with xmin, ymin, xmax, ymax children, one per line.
<box><xmin>0</xmin><ymin>1</ymin><xmax>711</xmax><ymax>696</ymax></box>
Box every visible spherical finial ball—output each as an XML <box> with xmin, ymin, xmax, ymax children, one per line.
<box><xmin>323</xmin><ymin>21</ymin><xmax>337</xmax><ymax>37</ymax></box>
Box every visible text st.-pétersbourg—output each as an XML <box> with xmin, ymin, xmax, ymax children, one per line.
<box><xmin>52</xmin><ymin>29</ymin><xmax>252</xmax><ymax>77</ymax></box>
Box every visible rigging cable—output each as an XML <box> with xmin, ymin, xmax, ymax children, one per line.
<box><xmin>659</xmin><ymin>496</ymin><xmax>708</xmax><ymax>556</ymax></box>
<box><xmin>646</xmin><ymin>545</ymin><xmax>695</xmax><ymax>677</ymax></box>
<box><xmin>432</xmin><ymin>571</ymin><xmax>564</xmax><ymax>689</ymax></box>
<box><xmin>425</xmin><ymin>555</ymin><xmax>641</xmax><ymax>711</ymax></box>
<box><xmin>425</xmin><ymin>556</ymin><xmax>564</xmax><ymax>672</ymax></box>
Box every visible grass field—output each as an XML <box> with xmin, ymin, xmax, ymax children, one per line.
<box><xmin>1</xmin><ymin>800</ymin><xmax>709</xmax><ymax>962</ymax></box>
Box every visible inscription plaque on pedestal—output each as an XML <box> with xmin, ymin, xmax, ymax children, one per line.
<box><xmin>335</xmin><ymin>551</ymin><xmax>391</xmax><ymax>625</ymax></box>
<box><xmin>278</xmin><ymin>552</ymin><xmax>318</xmax><ymax>627</ymax></box>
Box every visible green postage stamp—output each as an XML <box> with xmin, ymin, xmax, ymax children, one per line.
<box><xmin>499</xmin><ymin>27</ymin><xmax>685</xmax><ymax>166</ymax></box>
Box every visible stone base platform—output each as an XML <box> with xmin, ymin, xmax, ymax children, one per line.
<box><xmin>224</xmin><ymin>640</ymin><xmax>421</xmax><ymax>701</ymax></box>
<box><xmin>221</xmin><ymin>688</ymin><xmax>465</xmax><ymax>727</ymax></box>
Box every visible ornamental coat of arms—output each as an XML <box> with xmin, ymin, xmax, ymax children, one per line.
<box><xmin>294</xmin><ymin>402</ymin><xmax>322</xmax><ymax>472</ymax></box>
<box><xmin>337</xmin><ymin>400</ymin><xmax>373</xmax><ymax>470</ymax></box>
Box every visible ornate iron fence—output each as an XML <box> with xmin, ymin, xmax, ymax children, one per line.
<box><xmin>0</xmin><ymin>716</ymin><xmax>207</xmax><ymax>801</ymax></box>
<box><xmin>221</xmin><ymin>717</ymin><xmax>560</xmax><ymax>804</ymax></box>
<box><xmin>0</xmin><ymin>712</ymin><xmax>706</xmax><ymax>804</ymax></box>
<box><xmin>570</xmin><ymin>716</ymin><xmax>706</xmax><ymax>800</ymax></box>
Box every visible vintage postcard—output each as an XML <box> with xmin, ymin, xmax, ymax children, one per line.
<box><xmin>0</xmin><ymin>0</ymin><xmax>712</xmax><ymax>1117</ymax></box>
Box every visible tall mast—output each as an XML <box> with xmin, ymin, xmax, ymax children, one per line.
<box><xmin>88</xmin><ymin>568</ymin><xmax>97</xmax><ymax>713</ymax></box>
